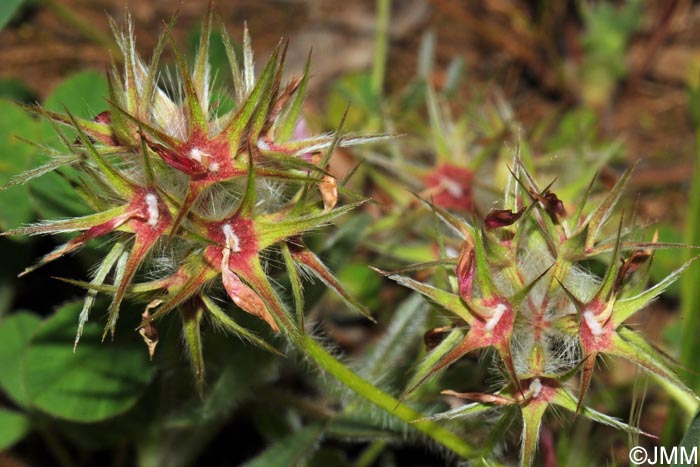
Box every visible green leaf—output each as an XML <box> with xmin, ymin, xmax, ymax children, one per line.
<box><xmin>0</xmin><ymin>78</ymin><xmax>35</xmax><ymax>103</ymax></box>
<box><xmin>26</xmin><ymin>71</ymin><xmax>108</xmax><ymax>220</ymax></box>
<box><xmin>0</xmin><ymin>99</ymin><xmax>38</xmax><ymax>230</ymax></box>
<box><xmin>37</xmin><ymin>72</ymin><xmax>109</xmax><ymax>189</ymax></box>
<box><xmin>0</xmin><ymin>311</ymin><xmax>41</xmax><ymax>406</ymax></box>
<box><xmin>0</xmin><ymin>0</ymin><xmax>23</xmax><ymax>30</ymax></box>
<box><xmin>0</xmin><ymin>408</ymin><xmax>30</xmax><ymax>451</ymax></box>
<box><xmin>325</xmin><ymin>72</ymin><xmax>379</xmax><ymax>132</ymax></box>
<box><xmin>241</xmin><ymin>424</ymin><xmax>324</xmax><ymax>467</ymax></box>
<box><xmin>675</xmin><ymin>411</ymin><xmax>700</xmax><ymax>467</ymax></box>
<box><xmin>336</xmin><ymin>262</ymin><xmax>382</xmax><ymax>311</ymax></box>
<box><xmin>22</xmin><ymin>302</ymin><xmax>154</xmax><ymax>422</ymax></box>
<box><xmin>41</xmin><ymin>70</ymin><xmax>109</xmax><ymax>143</ymax></box>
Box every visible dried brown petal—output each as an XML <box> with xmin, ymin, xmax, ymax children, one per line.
<box><xmin>320</xmin><ymin>174</ymin><xmax>338</xmax><ymax>211</ymax></box>
<box><xmin>456</xmin><ymin>239</ymin><xmax>475</xmax><ymax>301</ymax></box>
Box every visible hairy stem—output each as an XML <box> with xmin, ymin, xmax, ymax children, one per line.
<box><xmin>303</xmin><ymin>335</ymin><xmax>480</xmax><ymax>461</ymax></box>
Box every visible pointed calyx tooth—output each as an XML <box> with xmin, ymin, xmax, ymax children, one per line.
<box><xmin>485</xmin><ymin>303</ymin><xmax>508</xmax><ymax>331</ymax></box>
<box><xmin>222</xmin><ymin>223</ymin><xmax>241</xmax><ymax>253</ymax></box>
<box><xmin>145</xmin><ymin>192</ymin><xmax>159</xmax><ymax>226</ymax></box>
<box><xmin>583</xmin><ymin>309</ymin><xmax>605</xmax><ymax>336</ymax></box>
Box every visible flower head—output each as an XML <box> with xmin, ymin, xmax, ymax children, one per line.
<box><xmin>2</xmin><ymin>10</ymin><xmax>381</xmax><ymax>394</ymax></box>
<box><xmin>379</xmin><ymin>162</ymin><xmax>698</xmax><ymax>466</ymax></box>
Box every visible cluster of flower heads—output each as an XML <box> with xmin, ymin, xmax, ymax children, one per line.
<box><xmin>3</xmin><ymin>8</ymin><xmax>698</xmax><ymax>466</ymax></box>
<box><xmin>379</xmin><ymin>163</ymin><xmax>698</xmax><ymax>466</ymax></box>
<box><xmin>3</xmin><ymin>13</ymin><xmax>383</xmax><ymax>392</ymax></box>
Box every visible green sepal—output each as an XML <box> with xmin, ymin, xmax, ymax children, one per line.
<box><xmin>581</xmin><ymin>167</ymin><xmax>633</xmax><ymax>249</ymax></box>
<box><xmin>166</xmin><ymin>31</ymin><xmax>208</xmax><ymax>134</ymax></box>
<box><xmin>201</xmin><ymin>293</ymin><xmax>283</xmax><ymax>357</ymax></box>
<box><xmin>66</xmin><ymin>109</ymin><xmax>134</xmax><ymax>198</ymax></box>
<box><xmin>255</xmin><ymin>200</ymin><xmax>366</xmax><ymax>249</ymax></box>
<box><xmin>224</xmin><ymin>41</ymin><xmax>281</xmax><ymax>150</ymax></box>
<box><xmin>290</xmin><ymin>243</ymin><xmax>374</xmax><ymax>322</ymax></box>
<box><xmin>192</xmin><ymin>5</ymin><xmax>213</xmax><ymax>117</ymax></box>
<box><xmin>74</xmin><ymin>241</ymin><xmax>127</xmax><ymax>350</ymax></box>
<box><xmin>219</xmin><ymin>21</ymin><xmax>244</xmax><ymax>103</ymax></box>
<box><xmin>402</xmin><ymin>327</ymin><xmax>464</xmax><ymax>400</ymax></box>
<box><xmin>612</xmin><ymin>256</ymin><xmax>699</xmax><ymax>326</ymax></box>
<box><xmin>275</xmin><ymin>51</ymin><xmax>311</xmax><ymax>142</ymax></box>
<box><xmin>242</xmin><ymin>259</ymin><xmax>302</xmax><ymax>346</ymax></box>
<box><xmin>280</xmin><ymin>242</ymin><xmax>305</xmax><ymax>328</ymax></box>
<box><xmin>373</xmin><ymin>268</ymin><xmax>471</xmax><ymax>323</ymax></box>
<box><xmin>611</xmin><ymin>328</ymin><xmax>697</xmax><ymax>400</ymax></box>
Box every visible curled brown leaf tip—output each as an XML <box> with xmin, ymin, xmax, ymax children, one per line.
<box><xmin>485</xmin><ymin>207</ymin><xmax>525</xmax><ymax>229</ymax></box>
<box><xmin>530</xmin><ymin>188</ymin><xmax>566</xmax><ymax>219</ymax></box>
<box><xmin>614</xmin><ymin>247</ymin><xmax>654</xmax><ymax>292</ymax></box>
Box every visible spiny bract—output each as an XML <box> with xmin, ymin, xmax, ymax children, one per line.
<box><xmin>378</xmin><ymin>162</ymin><xmax>698</xmax><ymax>467</ymax></box>
<box><xmin>2</xmin><ymin>12</ymin><xmax>383</xmax><ymax>393</ymax></box>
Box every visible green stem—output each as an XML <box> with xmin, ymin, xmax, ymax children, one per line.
<box><xmin>303</xmin><ymin>336</ymin><xmax>478</xmax><ymax>461</ymax></box>
<box><xmin>353</xmin><ymin>440</ymin><xmax>388</xmax><ymax>467</ymax></box>
<box><xmin>653</xmin><ymin>373</ymin><xmax>699</xmax><ymax>417</ymax></box>
<box><xmin>681</xmin><ymin>84</ymin><xmax>700</xmax><ymax>391</ymax></box>
<box><xmin>371</xmin><ymin>0</ymin><xmax>391</xmax><ymax>97</ymax></box>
